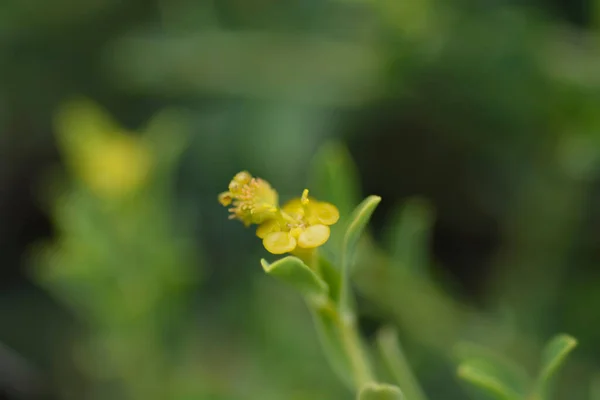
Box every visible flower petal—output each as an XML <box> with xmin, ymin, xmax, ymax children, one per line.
<box><xmin>263</xmin><ymin>232</ymin><xmax>297</xmax><ymax>254</ymax></box>
<box><xmin>256</xmin><ymin>219</ymin><xmax>281</xmax><ymax>238</ymax></box>
<box><xmin>310</xmin><ymin>202</ymin><xmax>340</xmax><ymax>225</ymax></box>
<box><xmin>297</xmin><ymin>224</ymin><xmax>330</xmax><ymax>249</ymax></box>
<box><xmin>282</xmin><ymin>198</ymin><xmax>304</xmax><ymax>217</ymax></box>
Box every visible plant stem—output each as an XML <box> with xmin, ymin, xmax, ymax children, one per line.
<box><xmin>306</xmin><ymin>250</ymin><xmax>372</xmax><ymax>390</ymax></box>
<box><xmin>337</xmin><ymin>309</ymin><xmax>374</xmax><ymax>389</ymax></box>
<box><xmin>310</xmin><ymin>296</ymin><xmax>373</xmax><ymax>391</ymax></box>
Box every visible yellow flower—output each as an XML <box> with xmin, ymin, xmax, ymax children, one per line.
<box><xmin>80</xmin><ymin>133</ymin><xmax>151</xmax><ymax>199</ymax></box>
<box><xmin>54</xmin><ymin>98</ymin><xmax>152</xmax><ymax>199</ymax></box>
<box><xmin>218</xmin><ymin>171</ymin><xmax>279</xmax><ymax>226</ymax></box>
<box><xmin>256</xmin><ymin>189</ymin><xmax>339</xmax><ymax>255</ymax></box>
<box><xmin>218</xmin><ymin>172</ymin><xmax>340</xmax><ymax>254</ymax></box>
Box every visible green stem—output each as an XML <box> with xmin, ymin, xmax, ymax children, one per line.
<box><xmin>305</xmin><ymin>250</ymin><xmax>372</xmax><ymax>390</ymax></box>
<box><xmin>310</xmin><ymin>296</ymin><xmax>374</xmax><ymax>391</ymax></box>
<box><xmin>337</xmin><ymin>310</ymin><xmax>374</xmax><ymax>389</ymax></box>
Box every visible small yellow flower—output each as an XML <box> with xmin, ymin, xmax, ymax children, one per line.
<box><xmin>218</xmin><ymin>171</ymin><xmax>279</xmax><ymax>226</ymax></box>
<box><xmin>219</xmin><ymin>172</ymin><xmax>340</xmax><ymax>254</ymax></box>
<box><xmin>256</xmin><ymin>189</ymin><xmax>339</xmax><ymax>255</ymax></box>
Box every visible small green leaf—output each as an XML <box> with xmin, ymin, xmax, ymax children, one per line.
<box><xmin>454</xmin><ymin>342</ymin><xmax>531</xmax><ymax>396</ymax></box>
<box><xmin>533</xmin><ymin>334</ymin><xmax>577</xmax><ymax>398</ymax></box>
<box><xmin>343</xmin><ymin>196</ymin><xmax>382</xmax><ymax>252</ymax></box>
<box><xmin>457</xmin><ymin>359</ymin><xmax>522</xmax><ymax>400</ymax></box>
<box><xmin>539</xmin><ymin>334</ymin><xmax>577</xmax><ymax>383</ymax></box>
<box><xmin>261</xmin><ymin>257</ymin><xmax>328</xmax><ymax>299</ymax></box>
<box><xmin>309</xmin><ymin>141</ymin><xmax>361</xmax><ymax>220</ymax></box>
<box><xmin>340</xmin><ymin>195</ymin><xmax>381</xmax><ymax>311</ymax></box>
<box><xmin>309</xmin><ymin>141</ymin><xmax>362</xmax><ymax>259</ymax></box>
<box><xmin>385</xmin><ymin>198</ymin><xmax>435</xmax><ymax>276</ymax></box>
<box><xmin>358</xmin><ymin>382</ymin><xmax>404</xmax><ymax>400</ymax></box>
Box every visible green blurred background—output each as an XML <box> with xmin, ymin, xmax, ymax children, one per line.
<box><xmin>1</xmin><ymin>0</ymin><xmax>600</xmax><ymax>399</ymax></box>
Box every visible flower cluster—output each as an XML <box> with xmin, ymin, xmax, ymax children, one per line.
<box><xmin>219</xmin><ymin>172</ymin><xmax>339</xmax><ymax>254</ymax></box>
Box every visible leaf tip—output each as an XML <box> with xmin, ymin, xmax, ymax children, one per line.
<box><xmin>555</xmin><ymin>333</ymin><xmax>578</xmax><ymax>348</ymax></box>
<box><xmin>369</xmin><ymin>195</ymin><xmax>382</xmax><ymax>204</ymax></box>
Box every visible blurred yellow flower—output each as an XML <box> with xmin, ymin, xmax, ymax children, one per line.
<box><xmin>219</xmin><ymin>172</ymin><xmax>339</xmax><ymax>255</ymax></box>
<box><xmin>80</xmin><ymin>133</ymin><xmax>150</xmax><ymax>199</ymax></box>
<box><xmin>54</xmin><ymin>99</ymin><xmax>152</xmax><ymax>199</ymax></box>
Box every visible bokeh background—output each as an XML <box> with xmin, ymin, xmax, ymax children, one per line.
<box><xmin>1</xmin><ymin>0</ymin><xmax>600</xmax><ymax>399</ymax></box>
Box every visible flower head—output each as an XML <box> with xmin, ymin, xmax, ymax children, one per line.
<box><xmin>219</xmin><ymin>172</ymin><xmax>339</xmax><ymax>254</ymax></box>
<box><xmin>257</xmin><ymin>189</ymin><xmax>339</xmax><ymax>254</ymax></box>
<box><xmin>218</xmin><ymin>171</ymin><xmax>279</xmax><ymax>226</ymax></box>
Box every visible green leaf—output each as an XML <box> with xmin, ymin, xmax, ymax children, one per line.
<box><xmin>358</xmin><ymin>383</ymin><xmax>404</xmax><ymax>400</ymax></box>
<box><xmin>457</xmin><ymin>359</ymin><xmax>522</xmax><ymax>400</ymax></box>
<box><xmin>309</xmin><ymin>141</ymin><xmax>361</xmax><ymax>220</ymax></box>
<box><xmin>453</xmin><ymin>342</ymin><xmax>531</xmax><ymax>396</ymax></box>
<box><xmin>533</xmin><ymin>334</ymin><xmax>577</xmax><ymax>398</ymax></box>
<box><xmin>340</xmin><ymin>195</ymin><xmax>381</xmax><ymax>312</ymax></box>
<box><xmin>261</xmin><ymin>257</ymin><xmax>328</xmax><ymax>299</ymax></box>
<box><xmin>377</xmin><ymin>327</ymin><xmax>428</xmax><ymax>400</ymax></box>
<box><xmin>309</xmin><ymin>141</ymin><xmax>362</xmax><ymax>260</ymax></box>
<box><xmin>385</xmin><ymin>198</ymin><xmax>435</xmax><ymax>276</ymax></box>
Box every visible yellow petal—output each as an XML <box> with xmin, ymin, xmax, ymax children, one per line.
<box><xmin>263</xmin><ymin>232</ymin><xmax>297</xmax><ymax>254</ymax></box>
<box><xmin>297</xmin><ymin>224</ymin><xmax>330</xmax><ymax>249</ymax></box>
<box><xmin>310</xmin><ymin>202</ymin><xmax>340</xmax><ymax>225</ymax></box>
<box><xmin>289</xmin><ymin>227</ymin><xmax>304</xmax><ymax>238</ymax></box>
<box><xmin>256</xmin><ymin>219</ymin><xmax>281</xmax><ymax>238</ymax></box>
<box><xmin>282</xmin><ymin>198</ymin><xmax>304</xmax><ymax>218</ymax></box>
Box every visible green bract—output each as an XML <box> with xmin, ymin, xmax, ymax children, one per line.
<box><xmin>261</xmin><ymin>257</ymin><xmax>328</xmax><ymax>300</ymax></box>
